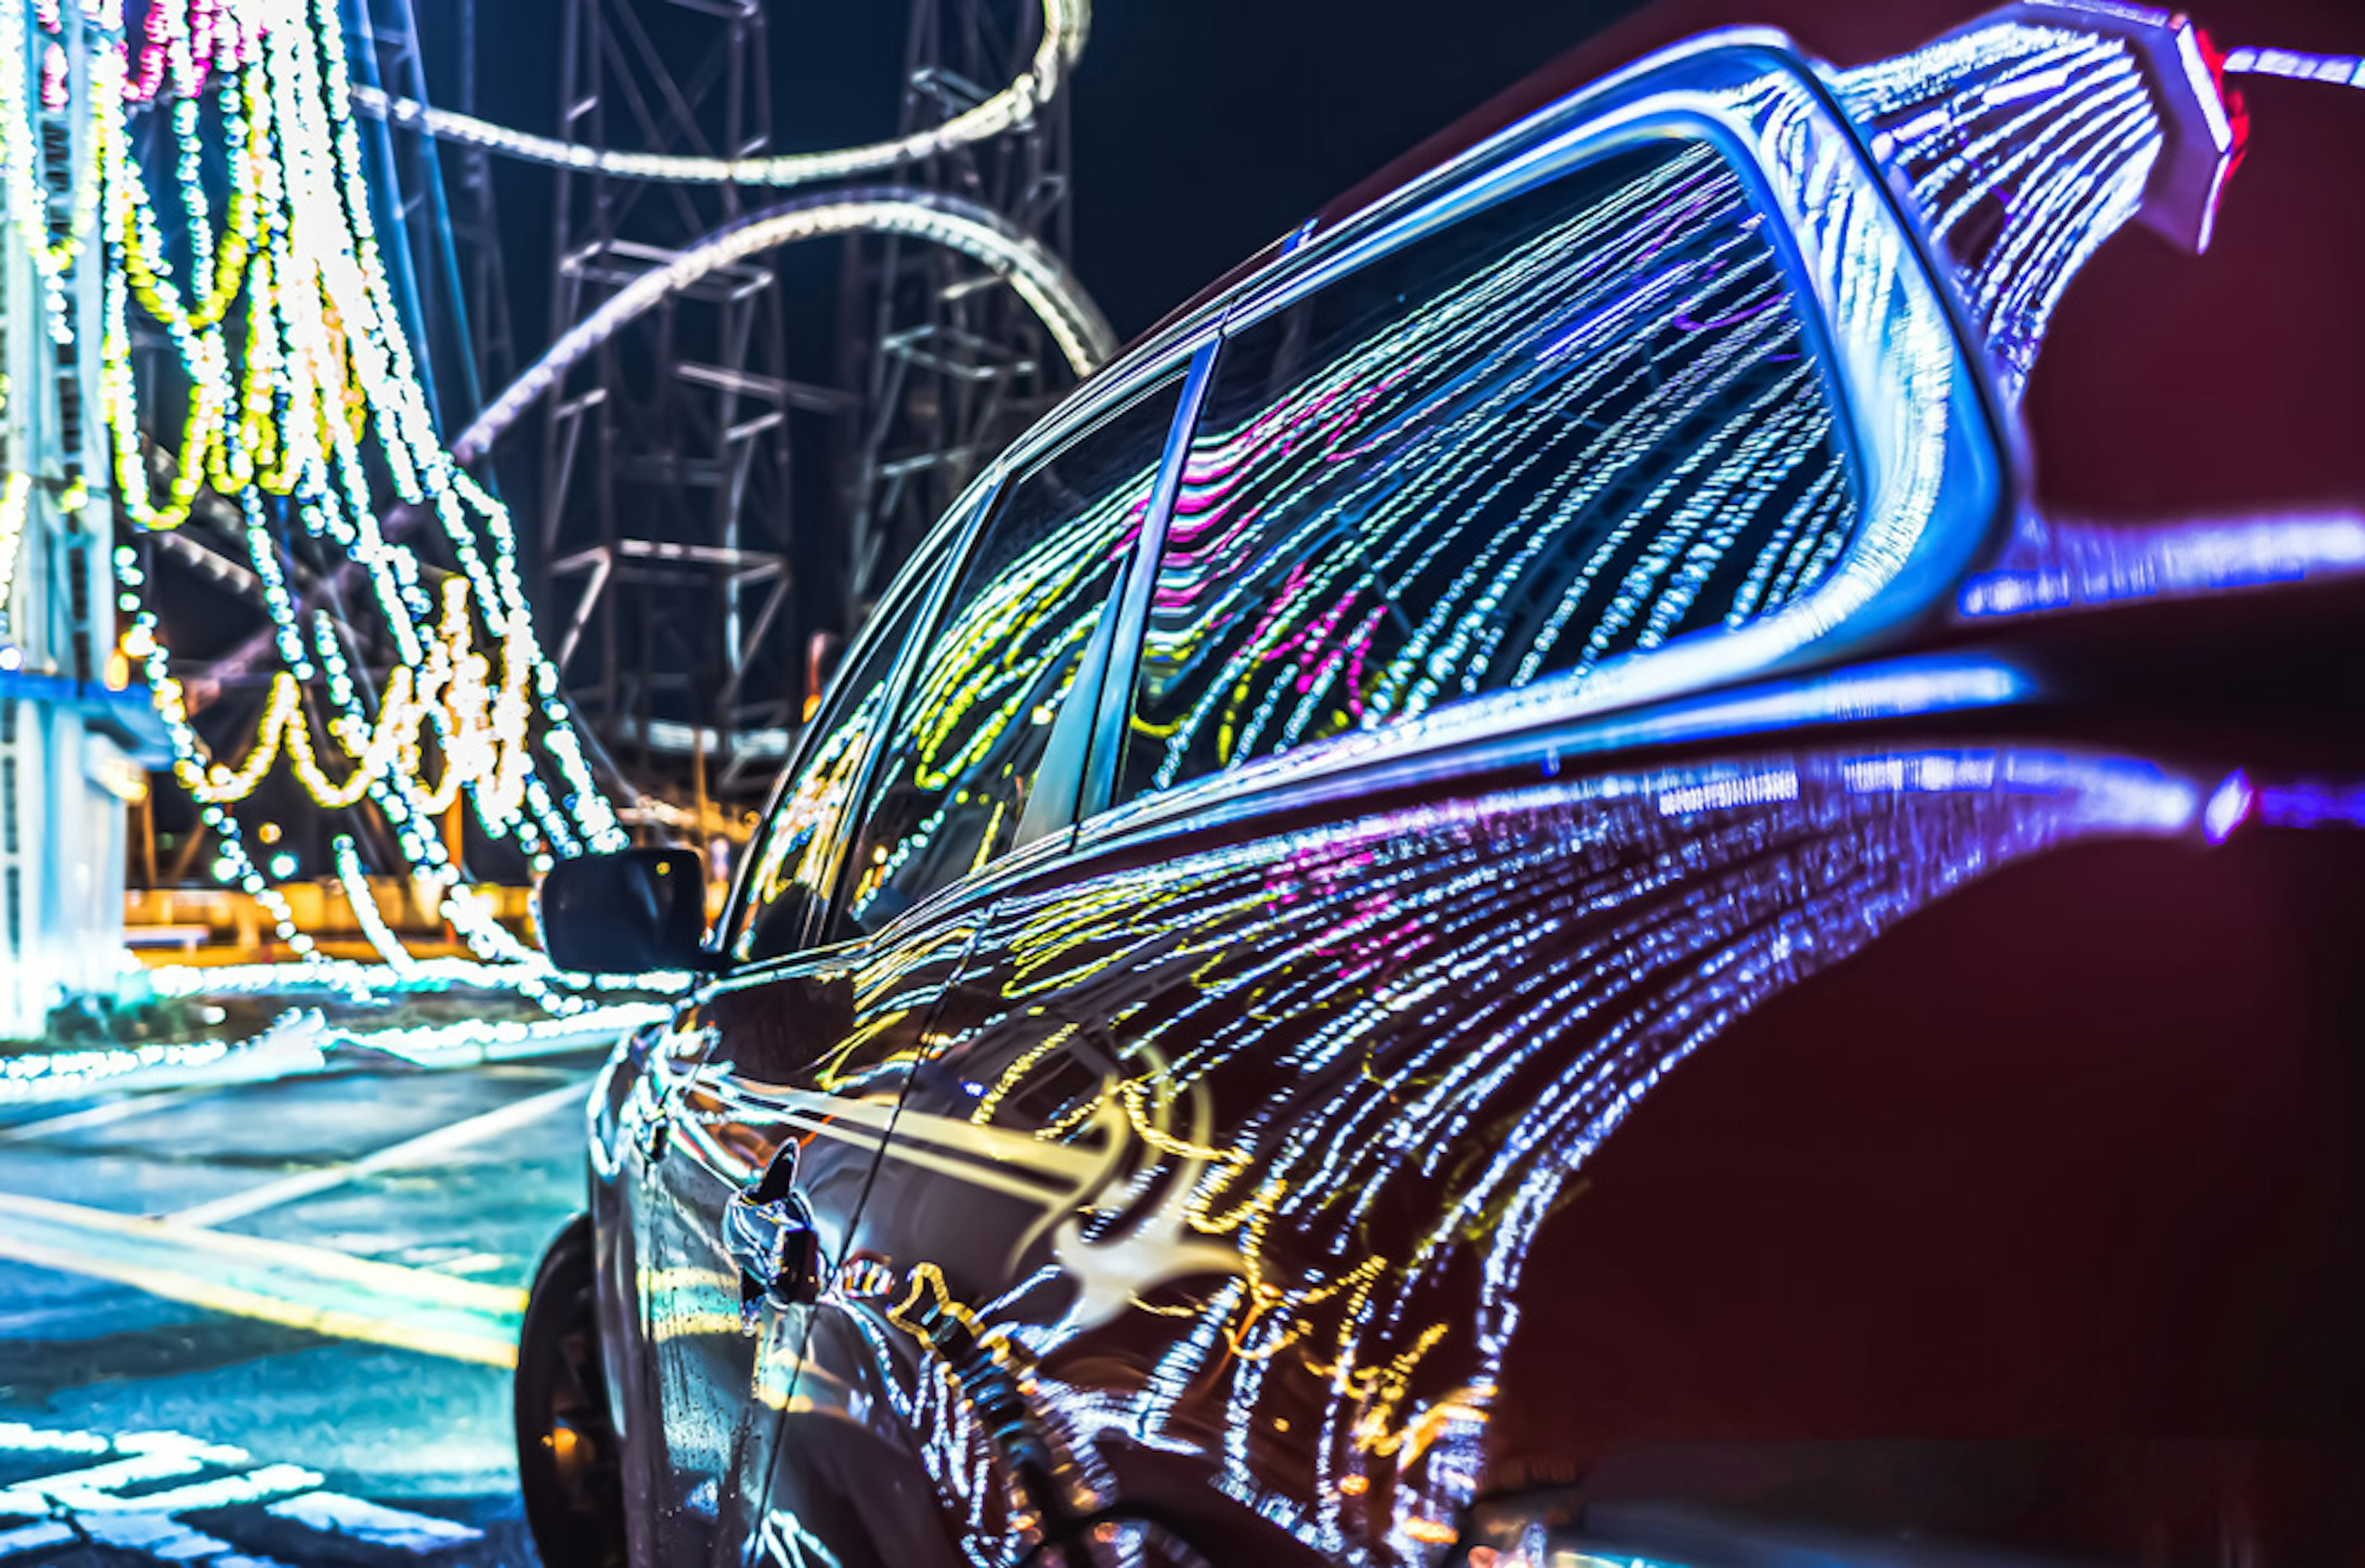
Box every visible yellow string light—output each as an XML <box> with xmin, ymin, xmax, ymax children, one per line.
<box><xmin>173</xmin><ymin>578</ymin><xmax>536</xmax><ymax>818</ymax></box>
<box><xmin>0</xmin><ymin>473</ymin><xmax>32</xmax><ymax>617</ymax></box>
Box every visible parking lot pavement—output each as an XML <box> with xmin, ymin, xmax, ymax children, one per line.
<box><xmin>0</xmin><ymin>1054</ymin><xmax>608</xmax><ymax>1568</ymax></box>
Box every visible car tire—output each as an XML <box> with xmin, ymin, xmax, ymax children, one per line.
<box><xmin>515</xmin><ymin>1215</ymin><xmax>626</xmax><ymax>1568</ymax></box>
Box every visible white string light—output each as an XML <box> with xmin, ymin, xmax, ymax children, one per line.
<box><xmin>453</xmin><ymin>187</ymin><xmax>1116</xmax><ymax>463</ymax></box>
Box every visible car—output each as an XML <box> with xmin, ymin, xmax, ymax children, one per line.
<box><xmin>520</xmin><ymin>2</ymin><xmax>2365</xmax><ymax>1563</ymax></box>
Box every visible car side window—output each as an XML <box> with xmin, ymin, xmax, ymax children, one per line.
<box><xmin>729</xmin><ymin>537</ymin><xmax>952</xmax><ymax>964</ymax></box>
<box><xmin>1118</xmin><ymin>136</ymin><xmax>1862</xmax><ymax>804</ymax></box>
<box><xmin>829</xmin><ymin>374</ymin><xmax>1186</xmax><ymax>940</ymax></box>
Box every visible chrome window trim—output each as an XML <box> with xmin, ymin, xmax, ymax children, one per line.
<box><xmin>801</xmin><ymin>344</ymin><xmax>1207</xmax><ymax>953</ymax></box>
<box><xmin>1008</xmin><ymin>358</ymin><xmax>1202</xmax><ymax>847</ymax></box>
<box><xmin>966</xmin><ymin>322</ymin><xmax>1223</xmax><ymax>505</ymax></box>
<box><xmin>1070</xmin><ymin>339</ymin><xmax>1223</xmax><ymax>826</ymax></box>
<box><xmin>1079</xmin><ymin>652</ymin><xmax>2035</xmax><ymax>861</ymax></box>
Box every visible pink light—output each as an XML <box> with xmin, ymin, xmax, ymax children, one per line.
<box><xmin>41</xmin><ymin>43</ymin><xmax>68</xmax><ymax>112</ymax></box>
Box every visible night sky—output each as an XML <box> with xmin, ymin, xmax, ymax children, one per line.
<box><xmin>1062</xmin><ymin>0</ymin><xmax>1650</xmax><ymax>334</ymax></box>
<box><xmin>426</xmin><ymin>0</ymin><xmax>2365</xmax><ymax>666</ymax></box>
<box><xmin>458</xmin><ymin>0</ymin><xmax>1646</xmax><ymax>351</ymax></box>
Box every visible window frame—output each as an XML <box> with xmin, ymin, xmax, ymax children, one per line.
<box><xmin>759</xmin><ymin>341</ymin><xmax>1211</xmax><ymax>956</ymax></box>
<box><xmin>1067</xmin><ymin>36</ymin><xmax>2013</xmax><ymax>830</ymax></box>
<box><xmin>815</xmin><ymin>363</ymin><xmax>1197</xmax><ymax>945</ymax></box>
<box><xmin>716</xmin><ymin>479</ymin><xmax>1002</xmax><ymax>971</ymax></box>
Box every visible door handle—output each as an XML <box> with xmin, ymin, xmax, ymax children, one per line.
<box><xmin>724</xmin><ymin>1148</ymin><xmax>822</xmax><ymax>1330</ymax></box>
<box><xmin>627</xmin><ymin>1083</ymin><xmax>671</xmax><ymax>1163</ymax></box>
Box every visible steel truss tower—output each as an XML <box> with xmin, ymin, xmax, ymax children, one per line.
<box><xmin>350</xmin><ymin>0</ymin><xmax>516</xmax><ymax>435</ymax></box>
<box><xmin>535</xmin><ymin>0</ymin><xmax>812</xmax><ymax>808</ymax></box>
<box><xmin>525</xmin><ymin>0</ymin><xmax>1085</xmax><ymax>807</ymax></box>
<box><xmin>839</xmin><ymin>0</ymin><xmax>1080</xmax><ymax>628</ymax></box>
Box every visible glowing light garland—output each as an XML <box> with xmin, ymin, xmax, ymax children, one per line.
<box><xmin>167</xmin><ymin>577</ymin><xmax>534</xmax><ymax>814</ymax></box>
<box><xmin>0</xmin><ymin>0</ymin><xmax>642</xmax><ymax>972</ymax></box>
<box><xmin>0</xmin><ymin>472</ymin><xmax>31</xmax><ymax>621</ymax></box>
<box><xmin>40</xmin><ymin>0</ymin><xmax>1113</xmax><ymax>984</ymax></box>
<box><xmin>0</xmin><ymin>995</ymin><xmax>667</xmax><ymax>1104</ymax></box>
<box><xmin>331</xmin><ymin>832</ymin><xmax>418</xmax><ymax>974</ymax></box>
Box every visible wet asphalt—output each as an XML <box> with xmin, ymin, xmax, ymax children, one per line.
<box><xmin>0</xmin><ymin>1053</ymin><xmax>609</xmax><ymax>1568</ymax></box>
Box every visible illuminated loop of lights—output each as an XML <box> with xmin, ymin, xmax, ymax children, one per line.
<box><xmin>24</xmin><ymin>0</ymin><xmax>630</xmax><ymax>974</ymax></box>
<box><xmin>347</xmin><ymin>0</ymin><xmax>1086</xmax><ymax>187</ymax></box>
<box><xmin>451</xmin><ymin>188</ymin><xmax>1117</xmax><ymax>461</ymax></box>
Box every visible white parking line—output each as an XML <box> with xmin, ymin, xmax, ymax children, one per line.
<box><xmin>0</xmin><ymin>1091</ymin><xmax>193</xmax><ymax>1147</ymax></box>
<box><xmin>266</xmin><ymin>1494</ymin><xmax>480</xmax><ymax>1552</ymax></box>
<box><xmin>0</xmin><ymin>1421</ymin><xmax>482</xmax><ymax>1564</ymax></box>
<box><xmin>171</xmin><ymin>1079</ymin><xmax>588</xmax><ymax>1229</ymax></box>
<box><xmin>0</xmin><ymin>1522</ymin><xmax>73</xmax><ymax>1558</ymax></box>
<box><xmin>78</xmin><ymin>1509</ymin><xmax>299</xmax><ymax>1568</ymax></box>
<box><xmin>0</xmin><ymin>1190</ymin><xmax>524</xmax><ymax>1365</ymax></box>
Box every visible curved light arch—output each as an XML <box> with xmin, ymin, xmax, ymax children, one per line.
<box><xmin>350</xmin><ymin>0</ymin><xmax>1086</xmax><ymax>187</ymax></box>
<box><xmin>452</xmin><ymin>187</ymin><xmax>1117</xmax><ymax>461</ymax></box>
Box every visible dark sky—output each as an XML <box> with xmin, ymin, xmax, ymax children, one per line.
<box><xmin>456</xmin><ymin>0</ymin><xmax>1645</xmax><ymax>349</ymax></box>
<box><xmin>1064</xmin><ymin>0</ymin><xmax>1645</xmax><ymax>334</ymax></box>
<box><xmin>448</xmin><ymin>0</ymin><xmax>2365</xmax><ymax>349</ymax></box>
<box><xmin>437</xmin><ymin>0</ymin><xmax>2365</xmax><ymax>530</ymax></box>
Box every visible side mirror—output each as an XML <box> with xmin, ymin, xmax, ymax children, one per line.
<box><xmin>536</xmin><ymin>849</ymin><xmax>714</xmax><ymax>974</ymax></box>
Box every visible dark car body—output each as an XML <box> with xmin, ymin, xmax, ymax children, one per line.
<box><xmin>529</xmin><ymin>4</ymin><xmax>2365</xmax><ymax>1563</ymax></box>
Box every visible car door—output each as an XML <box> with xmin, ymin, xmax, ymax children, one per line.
<box><xmin>750</xmin><ymin>365</ymin><xmax>1196</xmax><ymax>1567</ymax></box>
<box><xmin>786</xmin><ymin>66</ymin><xmax>1990</xmax><ymax>1564</ymax></box>
<box><xmin>629</xmin><ymin>514</ymin><xmax>971</xmax><ymax>1568</ymax></box>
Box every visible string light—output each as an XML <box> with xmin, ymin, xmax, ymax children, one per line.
<box><xmin>7</xmin><ymin>0</ymin><xmax>1099</xmax><ymax>987</ymax></box>
<box><xmin>165</xmin><ymin>577</ymin><xmax>534</xmax><ymax>815</ymax></box>
<box><xmin>0</xmin><ymin>0</ymin><xmax>639</xmax><ymax>974</ymax></box>
<box><xmin>0</xmin><ymin>473</ymin><xmax>31</xmax><ymax>624</ymax></box>
<box><xmin>81</xmin><ymin>0</ymin><xmax>624</xmax><ymax>869</ymax></box>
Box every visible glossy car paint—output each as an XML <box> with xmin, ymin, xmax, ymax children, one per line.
<box><xmin>552</xmin><ymin>6</ymin><xmax>2365</xmax><ymax>1565</ymax></box>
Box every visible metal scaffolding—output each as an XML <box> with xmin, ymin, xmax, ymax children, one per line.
<box><xmin>533</xmin><ymin>0</ymin><xmax>812</xmax><ymax>807</ymax></box>
<box><xmin>524</xmin><ymin>0</ymin><xmax>1088</xmax><ymax>805</ymax></box>
<box><xmin>839</xmin><ymin>0</ymin><xmax>1081</xmax><ymax>624</ymax></box>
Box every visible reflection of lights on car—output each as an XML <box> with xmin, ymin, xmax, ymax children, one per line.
<box><xmin>524</xmin><ymin>4</ymin><xmax>2365</xmax><ymax>1566</ymax></box>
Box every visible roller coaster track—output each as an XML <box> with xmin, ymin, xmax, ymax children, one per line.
<box><xmin>208</xmin><ymin>10</ymin><xmax>1117</xmax><ymax>702</ymax></box>
<box><xmin>451</xmin><ymin>187</ymin><xmax>1116</xmax><ymax>462</ymax></box>
<box><xmin>350</xmin><ymin>0</ymin><xmax>1085</xmax><ymax>186</ymax></box>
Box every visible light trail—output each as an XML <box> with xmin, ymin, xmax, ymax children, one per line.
<box><xmin>451</xmin><ymin>187</ymin><xmax>1117</xmax><ymax>462</ymax></box>
<box><xmin>348</xmin><ymin>0</ymin><xmax>1086</xmax><ymax>187</ymax></box>
<box><xmin>2221</xmin><ymin>45</ymin><xmax>2365</xmax><ymax>86</ymax></box>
